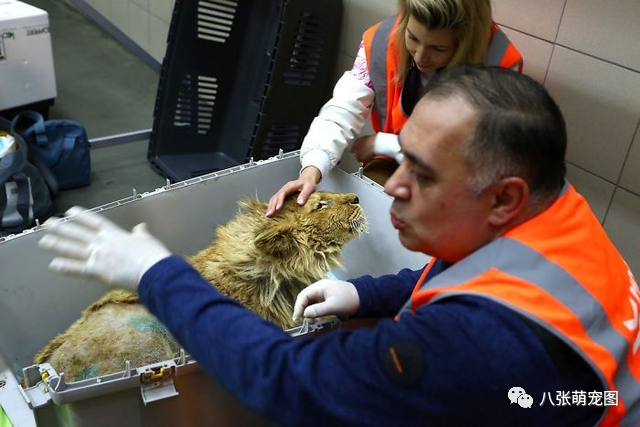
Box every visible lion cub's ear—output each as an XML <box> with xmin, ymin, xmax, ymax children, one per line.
<box><xmin>254</xmin><ymin>219</ymin><xmax>300</xmax><ymax>257</ymax></box>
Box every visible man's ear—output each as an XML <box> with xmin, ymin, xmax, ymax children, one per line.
<box><xmin>487</xmin><ymin>177</ymin><xmax>528</xmax><ymax>227</ymax></box>
<box><xmin>254</xmin><ymin>219</ymin><xmax>299</xmax><ymax>257</ymax></box>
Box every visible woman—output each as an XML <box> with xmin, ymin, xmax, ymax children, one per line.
<box><xmin>266</xmin><ymin>0</ymin><xmax>522</xmax><ymax>216</ymax></box>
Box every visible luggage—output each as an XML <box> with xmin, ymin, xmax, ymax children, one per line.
<box><xmin>0</xmin><ymin>117</ymin><xmax>55</xmax><ymax>235</ymax></box>
<box><xmin>12</xmin><ymin>110</ymin><xmax>91</xmax><ymax>190</ymax></box>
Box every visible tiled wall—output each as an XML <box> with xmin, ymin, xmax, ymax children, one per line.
<box><xmin>81</xmin><ymin>0</ymin><xmax>174</xmax><ymax>63</ymax></box>
<box><xmin>83</xmin><ymin>0</ymin><xmax>639</xmax><ymax>272</ymax></box>
<box><xmin>335</xmin><ymin>0</ymin><xmax>640</xmax><ymax>272</ymax></box>
<box><xmin>493</xmin><ymin>0</ymin><xmax>640</xmax><ymax>273</ymax></box>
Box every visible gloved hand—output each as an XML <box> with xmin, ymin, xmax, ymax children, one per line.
<box><xmin>38</xmin><ymin>206</ymin><xmax>172</xmax><ymax>291</ymax></box>
<box><xmin>292</xmin><ymin>279</ymin><xmax>360</xmax><ymax>321</ymax></box>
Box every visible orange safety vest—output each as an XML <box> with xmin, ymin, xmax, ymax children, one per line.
<box><xmin>363</xmin><ymin>16</ymin><xmax>524</xmax><ymax>134</ymax></box>
<box><xmin>397</xmin><ymin>183</ymin><xmax>640</xmax><ymax>426</ymax></box>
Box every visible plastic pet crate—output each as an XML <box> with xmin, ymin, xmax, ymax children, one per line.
<box><xmin>148</xmin><ymin>0</ymin><xmax>343</xmax><ymax>182</ymax></box>
<box><xmin>0</xmin><ymin>152</ymin><xmax>427</xmax><ymax>426</ymax></box>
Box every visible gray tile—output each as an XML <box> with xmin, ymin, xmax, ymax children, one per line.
<box><xmin>604</xmin><ymin>188</ymin><xmax>640</xmax><ymax>274</ymax></box>
<box><xmin>500</xmin><ymin>27</ymin><xmax>553</xmax><ymax>84</ymax></box>
<box><xmin>127</xmin><ymin>1</ymin><xmax>150</xmax><ymax>52</ymax></box>
<box><xmin>149</xmin><ymin>14</ymin><xmax>169</xmax><ymax>63</ymax></box>
<box><xmin>493</xmin><ymin>0</ymin><xmax>566</xmax><ymax>41</ymax></box>
<box><xmin>341</xmin><ymin>0</ymin><xmax>397</xmax><ymax>60</ymax></box>
<box><xmin>566</xmin><ymin>163</ymin><xmax>615</xmax><ymax>223</ymax></box>
<box><xmin>129</xmin><ymin>0</ymin><xmax>148</xmax><ymax>13</ymax></box>
<box><xmin>150</xmin><ymin>0</ymin><xmax>173</xmax><ymax>23</ymax></box>
<box><xmin>545</xmin><ymin>47</ymin><xmax>640</xmax><ymax>182</ymax></box>
<box><xmin>109</xmin><ymin>0</ymin><xmax>129</xmax><ymax>34</ymax></box>
<box><xmin>84</xmin><ymin>0</ymin><xmax>109</xmax><ymax>18</ymax></box>
<box><xmin>557</xmin><ymin>0</ymin><xmax>640</xmax><ymax>72</ymax></box>
<box><xmin>620</xmin><ymin>121</ymin><xmax>640</xmax><ymax>194</ymax></box>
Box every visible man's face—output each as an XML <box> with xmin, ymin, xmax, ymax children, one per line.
<box><xmin>385</xmin><ymin>96</ymin><xmax>496</xmax><ymax>263</ymax></box>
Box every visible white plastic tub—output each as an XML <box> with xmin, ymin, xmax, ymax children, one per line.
<box><xmin>0</xmin><ymin>152</ymin><xmax>427</xmax><ymax>427</ymax></box>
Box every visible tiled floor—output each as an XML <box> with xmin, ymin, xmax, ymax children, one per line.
<box><xmin>55</xmin><ymin>140</ymin><xmax>166</xmax><ymax>212</ymax></box>
<box><xmin>19</xmin><ymin>0</ymin><xmax>165</xmax><ymax>214</ymax></box>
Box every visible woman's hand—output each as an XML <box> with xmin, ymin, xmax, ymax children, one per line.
<box><xmin>349</xmin><ymin>134</ymin><xmax>377</xmax><ymax>163</ymax></box>
<box><xmin>266</xmin><ymin>166</ymin><xmax>321</xmax><ymax>217</ymax></box>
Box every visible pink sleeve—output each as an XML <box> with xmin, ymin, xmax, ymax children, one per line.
<box><xmin>349</xmin><ymin>42</ymin><xmax>373</xmax><ymax>89</ymax></box>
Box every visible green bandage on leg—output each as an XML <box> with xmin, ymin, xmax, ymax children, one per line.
<box><xmin>0</xmin><ymin>405</ymin><xmax>13</xmax><ymax>427</ymax></box>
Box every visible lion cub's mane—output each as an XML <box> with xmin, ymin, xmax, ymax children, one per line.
<box><xmin>189</xmin><ymin>192</ymin><xmax>367</xmax><ymax>329</ymax></box>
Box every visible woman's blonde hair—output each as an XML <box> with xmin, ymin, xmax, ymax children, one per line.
<box><xmin>395</xmin><ymin>0</ymin><xmax>492</xmax><ymax>83</ymax></box>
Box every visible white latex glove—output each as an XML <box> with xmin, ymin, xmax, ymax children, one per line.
<box><xmin>292</xmin><ymin>279</ymin><xmax>360</xmax><ymax>321</ymax></box>
<box><xmin>38</xmin><ymin>206</ymin><xmax>171</xmax><ymax>291</ymax></box>
<box><xmin>373</xmin><ymin>132</ymin><xmax>404</xmax><ymax>163</ymax></box>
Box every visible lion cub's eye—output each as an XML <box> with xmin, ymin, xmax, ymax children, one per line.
<box><xmin>315</xmin><ymin>200</ymin><xmax>331</xmax><ymax>210</ymax></box>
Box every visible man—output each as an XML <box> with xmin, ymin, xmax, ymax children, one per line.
<box><xmin>39</xmin><ymin>66</ymin><xmax>639</xmax><ymax>426</ymax></box>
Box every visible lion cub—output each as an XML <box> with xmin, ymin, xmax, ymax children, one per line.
<box><xmin>189</xmin><ymin>191</ymin><xmax>367</xmax><ymax>328</ymax></box>
<box><xmin>34</xmin><ymin>192</ymin><xmax>366</xmax><ymax>381</ymax></box>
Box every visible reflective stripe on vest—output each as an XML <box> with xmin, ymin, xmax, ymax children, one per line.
<box><xmin>397</xmin><ymin>183</ymin><xmax>640</xmax><ymax>425</ymax></box>
<box><xmin>484</xmin><ymin>25</ymin><xmax>523</xmax><ymax>72</ymax></box>
<box><xmin>365</xmin><ymin>17</ymin><xmax>397</xmax><ymax>133</ymax></box>
<box><xmin>364</xmin><ymin>17</ymin><xmax>524</xmax><ymax>134</ymax></box>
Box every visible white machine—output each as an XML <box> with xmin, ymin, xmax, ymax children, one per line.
<box><xmin>0</xmin><ymin>0</ymin><xmax>57</xmax><ymax>112</ymax></box>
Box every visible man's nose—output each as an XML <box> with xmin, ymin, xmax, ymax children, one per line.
<box><xmin>385</xmin><ymin>166</ymin><xmax>409</xmax><ymax>199</ymax></box>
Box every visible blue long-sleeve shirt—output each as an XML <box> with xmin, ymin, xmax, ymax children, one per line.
<box><xmin>139</xmin><ymin>256</ymin><xmax>603</xmax><ymax>426</ymax></box>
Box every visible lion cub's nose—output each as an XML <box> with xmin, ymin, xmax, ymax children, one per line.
<box><xmin>352</xmin><ymin>195</ymin><xmax>360</xmax><ymax>204</ymax></box>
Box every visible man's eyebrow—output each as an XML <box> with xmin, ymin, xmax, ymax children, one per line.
<box><xmin>398</xmin><ymin>136</ymin><xmax>435</xmax><ymax>174</ymax></box>
<box><xmin>405</xmin><ymin>151</ymin><xmax>435</xmax><ymax>175</ymax></box>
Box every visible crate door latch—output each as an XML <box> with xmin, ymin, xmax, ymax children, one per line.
<box><xmin>139</xmin><ymin>362</ymin><xmax>178</xmax><ymax>405</ymax></box>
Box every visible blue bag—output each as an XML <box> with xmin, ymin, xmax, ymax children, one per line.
<box><xmin>12</xmin><ymin>111</ymin><xmax>91</xmax><ymax>190</ymax></box>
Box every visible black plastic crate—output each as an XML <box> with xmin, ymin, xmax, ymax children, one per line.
<box><xmin>148</xmin><ymin>0</ymin><xmax>342</xmax><ymax>182</ymax></box>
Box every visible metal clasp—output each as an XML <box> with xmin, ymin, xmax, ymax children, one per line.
<box><xmin>139</xmin><ymin>363</ymin><xmax>178</xmax><ymax>405</ymax></box>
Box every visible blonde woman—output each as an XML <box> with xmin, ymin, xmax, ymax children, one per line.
<box><xmin>267</xmin><ymin>0</ymin><xmax>522</xmax><ymax>216</ymax></box>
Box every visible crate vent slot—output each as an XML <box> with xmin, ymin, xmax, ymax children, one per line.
<box><xmin>283</xmin><ymin>13</ymin><xmax>325</xmax><ymax>86</ymax></box>
<box><xmin>197</xmin><ymin>76</ymin><xmax>217</xmax><ymax>134</ymax></box>
<box><xmin>198</xmin><ymin>0</ymin><xmax>238</xmax><ymax>43</ymax></box>
<box><xmin>173</xmin><ymin>74</ymin><xmax>193</xmax><ymax>127</ymax></box>
<box><xmin>173</xmin><ymin>74</ymin><xmax>217</xmax><ymax>134</ymax></box>
<box><xmin>262</xmin><ymin>125</ymin><xmax>300</xmax><ymax>156</ymax></box>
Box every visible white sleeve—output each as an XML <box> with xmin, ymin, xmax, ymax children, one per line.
<box><xmin>299</xmin><ymin>43</ymin><xmax>375</xmax><ymax>179</ymax></box>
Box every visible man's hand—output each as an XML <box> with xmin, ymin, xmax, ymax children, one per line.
<box><xmin>266</xmin><ymin>166</ymin><xmax>321</xmax><ymax>217</ymax></box>
<box><xmin>349</xmin><ymin>134</ymin><xmax>376</xmax><ymax>163</ymax></box>
<box><xmin>38</xmin><ymin>207</ymin><xmax>171</xmax><ymax>291</ymax></box>
<box><xmin>292</xmin><ymin>279</ymin><xmax>360</xmax><ymax>321</ymax></box>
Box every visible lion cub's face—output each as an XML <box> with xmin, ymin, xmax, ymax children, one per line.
<box><xmin>255</xmin><ymin>192</ymin><xmax>367</xmax><ymax>257</ymax></box>
<box><xmin>291</xmin><ymin>192</ymin><xmax>367</xmax><ymax>243</ymax></box>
